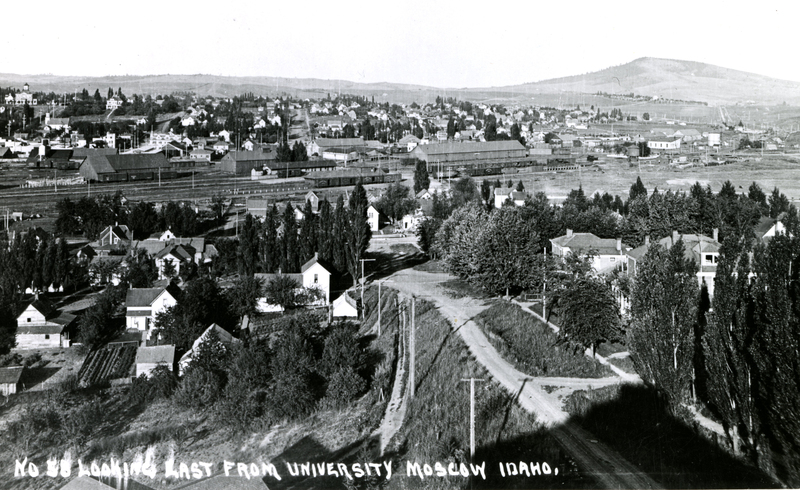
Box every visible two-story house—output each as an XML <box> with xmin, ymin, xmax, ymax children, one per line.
<box><xmin>125</xmin><ymin>286</ymin><xmax>180</xmax><ymax>339</ymax></box>
<box><xmin>550</xmin><ymin>230</ymin><xmax>630</xmax><ymax>274</ymax></box>
<box><xmin>626</xmin><ymin>230</ymin><xmax>721</xmax><ymax>296</ymax></box>
<box><xmin>15</xmin><ymin>295</ymin><xmax>77</xmax><ymax>349</ymax></box>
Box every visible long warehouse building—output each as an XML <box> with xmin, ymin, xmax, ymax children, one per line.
<box><xmin>409</xmin><ymin>140</ymin><xmax>527</xmax><ymax>163</ymax></box>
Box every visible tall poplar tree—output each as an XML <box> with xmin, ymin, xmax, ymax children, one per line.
<box><xmin>628</xmin><ymin>240</ymin><xmax>698</xmax><ymax>403</ymax></box>
<box><xmin>345</xmin><ymin>183</ymin><xmax>371</xmax><ymax>286</ymax></box>
<box><xmin>280</xmin><ymin>204</ymin><xmax>299</xmax><ymax>273</ymax></box>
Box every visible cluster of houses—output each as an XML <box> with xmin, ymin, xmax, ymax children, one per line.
<box><xmin>548</xmin><ymin>216</ymin><xmax>788</xmax><ymax>309</ymax></box>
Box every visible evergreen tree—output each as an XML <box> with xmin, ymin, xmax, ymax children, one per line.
<box><xmin>280</xmin><ymin>203</ymin><xmax>299</xmax><ymax>273</ymax></box>
<box><xmin>332</xmin><ymin>195</ymin><xmax>349</xmax><ymax>273</ymax></box>
<box><xmin>413</xmin><ymin>159</ymin><xmax>430</xmax><ymax>194</ymax></box>
<box><xmin>345</xmin><ymin>183</ymin><xmax>371</xmax><ymax>286</ymax></box>
<box><xmin>298</xmin><ymin>200</ymin><xmax>317</xmax><ymax>265</ymax></box>
<box><xmin>629</xmin><ymin>176</ymin><xmax>647</xmax><ymax>201</ymax></box>
<box><xmin>261</xmin><ymin>204</ymin><xmax>278</xmax><ymax>273</ymax></box>
<box><xmin>317</xmin><ymin>199</ymin><xmax>334</xmax><ymax>264</ymax></box>
<box><xmin>703</xmin><ymin>237</ymin><xmax>760</xmax><ymax>461</ymax></box>
<box><xmin>237</xmin><ymin>214</ymin><xmax>260</xmax><ymax>277</ymax></box>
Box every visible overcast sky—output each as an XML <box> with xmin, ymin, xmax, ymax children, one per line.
<box><xmin>5</xmin><ymin>0</ymin><xmax>798</xmax><ymax>88</ymax></box>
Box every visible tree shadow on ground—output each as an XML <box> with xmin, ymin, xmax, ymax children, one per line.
<box><xmin>562</xmin><ymin>383</ymin><xmax>776</xmax><ymax>489</ymax></box>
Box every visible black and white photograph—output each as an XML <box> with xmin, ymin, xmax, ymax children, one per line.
<box><xmin>1</xmin><ymin>1</ymin><xmax>800</xmax><ymax>488</ymax></box>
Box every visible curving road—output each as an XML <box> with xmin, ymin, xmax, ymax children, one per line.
<box><xmin>385</xmin><ymin>268</ymin><xmax>661</xmax><ymax>489</ymax></box>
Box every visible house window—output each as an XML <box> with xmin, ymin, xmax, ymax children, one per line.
<box><xmin>314</xmin><ymin>274</ymin><xmax>319</xmax><ymax>284</ymax></box>
<box><xmin>45</xmin><ymin>335</ymin><xmax>50</xmax><ymax>339</ymax></box>
<box><xmin>27</xmin><ymin>318</ymin><xmax>31</xmax><ymax>322</ymax></box>
<box><xmin>610</xmin><ymin>257</ymin><xmax>616</xmax><ymax>262</ymax></box>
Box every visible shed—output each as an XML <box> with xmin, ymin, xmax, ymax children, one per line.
<box><xmin>135</xmin><ymin>345</ymin><xmax>175</xmax><ymax>377</ymax></box>
<box><xmin>0</xmin><ymin>366</ymin><xmax>23</xmax><ymax>395</ymax></box>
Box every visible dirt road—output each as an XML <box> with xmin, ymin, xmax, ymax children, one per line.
<box><xmin>385</xmin><ymin>268</ymin><xmax>661</xmax><ymax>489</ymax></box>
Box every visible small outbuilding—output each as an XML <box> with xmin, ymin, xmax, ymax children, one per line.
<box><xmin>0</xmin><ymin>366</ymin><xmax>23</xmax><ymax>395</ymax></box>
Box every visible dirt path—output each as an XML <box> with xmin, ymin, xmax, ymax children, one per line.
<box><xmin>372</xmin><ymin>296</ymin><xmax>409</xmax><ymax>455</ymax></box>
<box><xmin>385</xmin><ymin>268</ymin><xmax>661</xmax><ymax>489</ymax></box>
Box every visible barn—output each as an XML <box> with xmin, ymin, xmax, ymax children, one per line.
<box><xmin>79</xmin><ymin>153</ymin><xmax>174</xmax><ymax>182</ymax></box>
<box><xmin>410</xmin><ymin>140</ymin><xmax>527</xmax><ymax>163</ymax></box>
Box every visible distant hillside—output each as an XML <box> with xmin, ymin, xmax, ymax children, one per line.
<box><xmin>0</xmin><ymin>73</ymin><xmax>443</xmax><ymax>105</ymax></box>
<box><xmin>2</xmin><ymin>57</ymin><xmax>799</xmax><ymax>106</ymax></box>
<box><xmin>495</xmin><ymin>57</ymin><xmax>800</xmax><ymax>106</ymax></box>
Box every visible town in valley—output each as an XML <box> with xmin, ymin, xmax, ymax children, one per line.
<box><xmin>3</xmin><ymin>53</ymin><xmax>800</xmax><ymax>490</ymax></box>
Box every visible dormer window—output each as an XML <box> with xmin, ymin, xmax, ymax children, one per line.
<box><xmin>27</xmin><ymin>318</ymin><xmax>31</xmax><ymax>322</ymax></box>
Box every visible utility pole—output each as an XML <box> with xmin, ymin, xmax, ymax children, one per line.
<box><xmin>409</xmin><ymin>295</ymin><xmax>416</xmax><ymax>400</ymax></box>
<box><xmin>460</xmin><ymin>377</ymin><xmax>485</xmax><ymax>461</ymax></box>
<box><xmin>359</xmin><ymin>258</ymin><xmax>376</xmax><ymax>318</ymax></box>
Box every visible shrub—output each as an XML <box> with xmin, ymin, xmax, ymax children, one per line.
<box><xmin>173</xmin><ymin>368</ymin><xmax>224</xmax><ymax>410</ymax></box>
<box><xmin>22</xmin><ymin>352</ymin><xmax>42</xmax><ymax>367</ymax></box>
<box><xmin>319</xmin><ymin>322</ymin><xmax>364</xmax><ymax>377</ymax></box>
<box><xmin>320</xmin><ymin>366</ymin><xmax>366</xmax><ymax>410</ymax></box>
<box><xmin>475</xmin><ymin>302</ymin><xmax>612</xmax><ymax>378</ymax></box>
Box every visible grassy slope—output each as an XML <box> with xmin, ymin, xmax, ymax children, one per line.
<box><xmin>385</xmin><ymin>298</ymin><xmax>595</xmax><ymax>489</ymax></box>
<box><xmin>1</xmin><ymin>287</ymin><xmax>401</xmax><ymax>490</ymax></box>
<box><xmin>475</xmin><ymin>302</ymin><xmax>613</xmax><ymax>378</ymax></box>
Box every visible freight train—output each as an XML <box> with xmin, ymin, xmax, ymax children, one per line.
<box><xmin>304</xmin><ymin>169</ymin><xmax>401</xmax><ymax>188</ymax></box>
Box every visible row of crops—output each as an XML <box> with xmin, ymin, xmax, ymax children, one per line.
<box><xmin>77</xmin><ymin>344</ymin><xmax>138</xmax><ymax>387</ymax></box>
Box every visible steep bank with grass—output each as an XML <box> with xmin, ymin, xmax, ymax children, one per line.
<box><xmin>384</xmin><ymin>297</ymin><xmax>592</xmax><ymax>489</ymax></box>
<box><xmin>475</xmin><ymin>302</ymin><xmax>612</xmax><ymax>378</ymax></box>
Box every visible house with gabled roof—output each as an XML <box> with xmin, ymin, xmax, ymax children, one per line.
<box><xmin>125</xmin><ymin>286</ymin><xmax>180</xmax><ymax>338</ymax></box>
<box><xmin>0</xmin><ymin>366</ymin><xmax>23</xmax><ymax>395</ymax></box>
<box><xmin>493</xmin><ymin>188</ymin><xmax>527</xmax><ymax>208</ymax></box>
<box><xmin>135</xmin><ymin>345</ymin><xmax>175</xmax><ymax>377</ymax></box>
<box><xmin>551</xmin><ymin>230</ymin><xmax>630</xmax><ymax>274</ymax></box>
<box><xmin>333</xmin><ymin>292</ymin><xmax>358</xmax><ymax>318</ymax></box>
<box><xmin>15</xmin><ymin>295</ymin><xmax>77</xmax><ymax>349</ymax></box>
<box><xmin>626</xmin><ymin>230</ymin><xmax>721</xmax><ymax>295</ymax></box>
<box><xmin>154</xmin><ymin>244</ymin><xmax>195</xmax><ymax>279</ymax></box>
<box><xmin>95</xmin><ymin>224</ymin><xmax>132</xmax><ymax>247</ymax></box>
<box><xmin>178</xmin><ymin>324</ymin><xmax>240</xmax><ymax>375</ymax></box>
<box><xmin>753</xmin><ymin>216</ymin><xmax>789</xmax><ymax>244</ymax></box>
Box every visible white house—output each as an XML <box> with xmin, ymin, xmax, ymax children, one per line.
<box><xmin>135</xmin><ymin>345</ymin><xmax>175</xmax><ymax>377</ymax></box>
<box><xmin>300</xmin><ymin>253</ymin><xmax>334</xmax><ymax>303</ymax></box>
<box><xmin>125</xmin><ymin>286</ymin><xmax>179</xmax><ymax>339</ymax></box>
<box><xmin>367</xmin><ymin>205</ymin><xmax>384</xmax><ymax>231</ymax></box>
<box><xmin>550</xmin><ymin>230</ymin><xmax>630</xmax><ymax>274</ymax></box>
<box><xmin>154</xmin><ymin>244</ymin><xmax>195</xmax><ymax>279</ymax></box>
<box><xmin>494</xmin><ymin>188</ymin><xmax>527</xmax><ymax>208</ymax></box>
<box><xmin>400</xmin><ymin>209</ymin><xmax>426</xmax><ymax>232</ymax></box>
<box><xmin>15</xmin><ymin>296</ymin><xmax>76</xmax><ymax>349</ymax></box>
<box><xmin>254</xmin><ymin>253</ymin><xmax>335</xmax><ymax>310</ymax></box>
<box><xmin>754</xmin><ymin>216</ymin><xmax>789</xmax><ymax>244</ymax></box>
<box><xmin>106</xmin><ymin>96</ymin><xmax>123</xmax><ymax>110</ymax></box>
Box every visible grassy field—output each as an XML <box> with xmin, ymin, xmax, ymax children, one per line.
<box><xmin>384</xmin><ymin>298</ymin><xmax>594</xmax><ymax>489</ymax></box>
<box><xmin>474</xmin><ymin>302</ymin><xmax>612</xmax><ymax>378</ymax></box>
<box><xmin>503</xmin><ymin>153</ymin><xmax>800</xmax><ymax>202</ymax></box>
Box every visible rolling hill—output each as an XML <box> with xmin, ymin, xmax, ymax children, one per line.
<box><xmin>2</xmin><ymin>57</ymin><xmax>799</xmax><ymax>106</ymax></box>
<box><xmin>492</xmin><ymin>57</ymin><xmax>800</xmax><ymax>106</ymax></box>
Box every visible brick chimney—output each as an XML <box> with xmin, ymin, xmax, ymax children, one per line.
<box><xmin>644</xmin><ymin>235</ymin><xmax>650</xmax><ymax>247</ymax></box>
<box><xmin>616</xmin><ymin>238</ymin><xmax>622</xmax><ymax>252</ymax></box>
<box><xmin>713</xmin><ymin>228</ymin><xmax>719</xmax><ymax>242</ymax></box>
<box><xmin>672</xmin><ymin>230</ymin><xmax>679</xmax><ymax>243</ymax></box>
<box><xmin>566</xmin><ymin>229</ymin><xmax>573</xmax><ymax>237</ymax></box>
